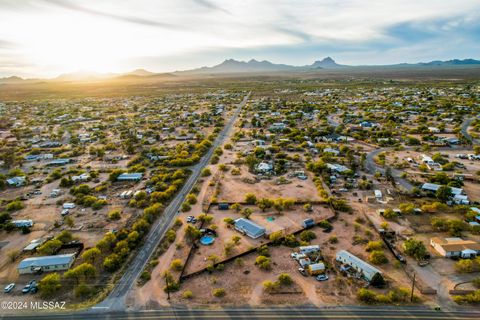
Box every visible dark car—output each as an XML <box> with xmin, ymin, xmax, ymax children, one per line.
<box><xmin>22</xmin><ymin>280</ymin><xmax>36</xmax><ymax>294</ymax></box>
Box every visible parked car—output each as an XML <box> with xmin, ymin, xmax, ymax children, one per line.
<box><xmin>22</xmin><ymin>280</ymin><xmax>36</xmax><ymax>294</ymax></box>
<box><xmin>290</xmin><ymin>252</ymin><xmax>301</xmax><ymax>259</ymax></box>
<box><xmin>316</xmin><ymin>274</ymin><xmax>329</xmax><ymax>281</ymax></box>
<box><xmin>30</xmin><ymin>284</ymin><xmax>38</xmax><ymax>294</ymax></box>
<box><xmin>298</xmin><ymin>267</ymin><xmax>307</xmax><ymax>276</ymax></box>
<box><xmin>61</xmin><ymin>209</ymin><xmax>69</xmax><ymax>216</ymax></box>
<box><xmin>4</xmin><ymin>283</ymin><xmax>15</xmax><ymax>293</ymax></box>
<box><xmin>186</xmin><ymin>216</ymin><xmax>197</xmax><ymax>223</ymax></box>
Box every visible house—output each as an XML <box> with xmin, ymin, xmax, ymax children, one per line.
<box><xmin>117</xmin><ymin>173</ymin><xmax>143</xmax><ymax>182</ymax></box>
<box><xmin>421</xmin><ymin>183</ymin><xmax>465</xmax><ymax>196</ymax></box>
<box><xmin>12</xmin><ymin>220</ymin><xmax>33</xmax><ymax>228</ymax></box>
<box><xmin>47</xmin><ymin>158</ymin><xmax>71</xmax><ymax>166</ymax></box>
<box><xmin>453</xmin><ymin>194</ymin><xmax>470</xmax><ymax>205</ymax></box>
<box><xmin>360</xmin><ymin>121</ymin><xmax>374</xmax><ymax>128</ymax></box>
<box><xmin>336</xmin><ymin>250</ymin><xmax>383</xmax><ymax>282</ymax></box>
<box><xmin>256</xmin><ymin>162</ymin><xmax>273</xmax><ymax>174</ymax></box>
<box><xmin>24</xmin><ymin>155</ymin><xmax>41</xmax><ymax>161</ymax></box>
<box><xmin>72</xmin><ymin>173</ymin><xmax>90</xmax><ymax>182</ymax></box>
<box><xmin>63</xmin><ymin>203</ymin><xmax>76</xmax><ymax>209</ymax></box>
<box><xmin>299</xmin><ymin>245</ymin><xmax>320</xmax><ymax>254</ymax></box>
<box><xmin>268</xmin><ymin>123</ymin><xmax>286</xmax><ymax>132</ymax></box>
<box><xmin>234</xmin><ymin>218</ymin><xmax>266</xmax><ymax>239</ymax></box>
<box><xmin>327</xmin><ymin>163</ymin><xmax>349</xmax><ymax>174</ymax></box>
<box><xmin>430</xmin><ymin>237</ymin><xmax>480</xmax><ymax>258</ymax></box>
<box><xmin>420</xmin><ymin>155</ymin><xmax>434</xmax><ymax>165</ymax></box>
<box><xmin>323</xmin><ymin>148</ymin><xmax>340</xmax><ymax>156</ymax></box>
<box><xmin>445</xmin><ymin>137</ymin><xmax>460</xmax><ymax>145</ymax></box>
<box><xmin>6</xmin><ymin>176</ymin><xmax>26</xmax><ymax>187</ymax></box>
<box><xmin>17</xmin><ymin>254</ymin><xmax>76</xmax><ymax>274</ymax></box>
<box><xmin>308</xmin><ymin>262</ymin><xmax>326</xmax><ymax>275</ymax></box>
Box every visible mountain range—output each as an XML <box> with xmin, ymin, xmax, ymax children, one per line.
<box><xmin>1</xmin><ymin>57</ymin><xmax>479</xmax><ymax>83</ymax></box>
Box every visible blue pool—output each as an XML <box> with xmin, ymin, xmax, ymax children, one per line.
<box><xmin>200</xmin><ymin>235</ymin><xmax>215</xmax><ymax>245</ymax></box>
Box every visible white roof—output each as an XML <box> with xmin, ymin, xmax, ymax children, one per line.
<box><xmin>421</xmin><ymin>183</ymin><xmax>463</xmax><ymax>195</ymax></box>
<box><xmin>18</xmin><ymin>254</ymin><xmax>75</xmax><ymax>269</ymax></box>
<box><xmin>336</xmin><ymin>250</ymin><xmax>382</xmax><ymax>277</ymax></box>
<box><xmin>308</xmin><ymin>263</ymin><xmax>325</xmax><ymax>271</ymax></box>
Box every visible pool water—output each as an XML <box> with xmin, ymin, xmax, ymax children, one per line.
<box><xmin>200</xmin><ymin>235</ymin><xmax>215</xmax><ymax>245</ymax></box>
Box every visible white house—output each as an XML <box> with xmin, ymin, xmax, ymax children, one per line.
<box><xmin>430</xmin><ymin>237</ymin><xmax>480</xmax><ymax>258</ymax></box>
<box><xmin>299</xmin><ymin>245</ymin><xmax>320</xmax><ymax>254</ymax></box>
<box><xmin>256</xmin><ymin>162</ymin><xmax>273</xmax><ymax>173</ymax></box>
<box><xmin>336</xmin><ymin>250</ymin><xmax>383</xmax><ymax>282</ymax></box>
<box><xmin>17</xmin><ymin>254</ymin><xmax>76</xmax><ymax>274</ymax></box>
<box><xmin>12</xmin><ymin>220</ymin><xmax>33</xmax><ymax>228</ymax></box>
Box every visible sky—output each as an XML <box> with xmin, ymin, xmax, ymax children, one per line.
<box><xmin>0</xmin><ymin>0</ymin><xmax>479</xmax><ymax>78</ymax></box>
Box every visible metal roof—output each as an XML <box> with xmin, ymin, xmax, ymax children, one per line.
<box><xmin>336</xmin><ymin>250</ymin><xmax>382</xmax><ymax>278</ymax></box>
<box><xmin>234</xmin><ymin>218</ymin><xmax>265</xmax><ymax>238</ymax></box>
<box><xmin>18</xmin><ymin>254</ymin><xmax>75</xmax><ymax>269</ymax></box>
<box><xmin>117</xmin><ymin>173</ymin><xmax>143</xmax><ymax>180</ymax></box>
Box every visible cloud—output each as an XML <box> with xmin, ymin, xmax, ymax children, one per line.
<box><xmin>1</xmin><ymin>0</ymin><xmax>480</xmax><ymax>77</ymax></box>
<box><xmin>0</xmin><ymin>39</ymin><xmax>15</xmax><ymax>49</ymax></box>
<box><xmin>43</xmin><ymin>0</ymin><xmax>183</xmax><ymax>30</ymax></box>
<box><xmin>192</xmin><ymin>0</ymin><xmax>230</xmax><ymax>14</ymax></box>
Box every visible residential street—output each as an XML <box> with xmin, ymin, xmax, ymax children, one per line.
<box><xmin>93</xmin><ymin>93</ymin><xmax>250</xmax><ymax>311</ymax></box>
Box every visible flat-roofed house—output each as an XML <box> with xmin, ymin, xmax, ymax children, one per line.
<box><xmin>117</xmin><ymin>173</ymin><xmax>143</xmax><ymax>182</ymax></box>
<box><xmin>336</xmin><ymin>250</ymin><xmax>383</xmax><ymax>282</ymax></box>
<box><xmin>18</xmin><ymin>254</ymin><xmax>76</xmax><ymax>274</ymax></box>
<box><xmin>234</xmin><ymin>218</ymin><xmax>266</xmax><ymax>239</ymax></box>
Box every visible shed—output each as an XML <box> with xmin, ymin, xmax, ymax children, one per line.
<box><xmin>308</xmin><ymin>262</ymin><xmax>326</xmax><ymax>275</ymax></box>
<box><xmin>218</xmin><ymin>203</ymin><xmax>229</xmax><ymax>210</ymax></box>
<box><xmin>302</xmin><ymin>218</ymin><xmax>315</xmax><ymax>229</ymax></box>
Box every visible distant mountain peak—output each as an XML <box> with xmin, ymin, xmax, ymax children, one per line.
<box><xmin>311</xmin><ymin>57</ymin><xmax>340</xmax><ymax>68</ymax></box>
<box><xmin>126</xmin><ymin>68</ymin><xmax>156</xmax><ymax>76</ymax></box>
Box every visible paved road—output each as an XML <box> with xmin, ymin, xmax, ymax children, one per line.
<box><xmin>365</xmin><ymin>147</ymin><xmax>415</xmax><ymax>192</ymax></box>
<box><xmin>365</xmin><ymin>145</ymin><xmax>477</xmax><ymax>193</ymax></box>
<box><xmin>94</xmin><ymin>93</ymin><xmax>250</xmax><ymax>311</ymax></box>
<box><xmin>460</xmin><ymin>117</ymin><xmax>479</xmax><ymax>145</ymax></box>
<box><xmin>3</xmin><ymin>307</ymin><xmax>479</xmax><ymax>319</ymax></box>
<box><xmin>327</xmin><ymin>114</ymin><xmax>340</xmax><ymax>127</ymax></box>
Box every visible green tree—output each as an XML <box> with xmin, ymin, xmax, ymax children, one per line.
<box><xmin>103</xmin><ymin>253</ymin><xmax>122</xmax><ymax>272</ymax></box>
<box><xmin>81</xmin><ymin>247</ymin><xmax>101</xmax><ymax>264</ymax></box>
<box><xmin>257</xmin><ymin>198</ymin><xmax>274</xmax><ymax>212</ymax></box>
<box><xmin>63</xmin><ymin>263</ymin><xmax>96</xmax><ymax>284</ymax></box>
<box><xmin>56</xmin><ymin>230</ymin><xmax>74</xmax><ymax>243</ymax></box>
<box><xmin>277</xmin><ymin>273</ymin><xmax>293</xmax><ymax>286</ymax></box>
<box><xmin>368</xmin><ymin>250</ymin><xmax>388</xmax><ymax>265</ymax></box>
<box><xmin>255</xmin><ymin>255</ymin><xmax>272</xmax><ymax>270</ymax></box>
<box><xmin>37</xmin><ymin>239</ymin><xmax>62</xmax><ymax>255</ymax></box>
<box><xmin>403</xmin><ymin>239</ymin><xmax>427</xmax><ymax>260</ymax></box>
<box><xmin>38</xmin><ymin>273</ymin><xmax>61</xmax><ymax>298</ymax></box>
<box><xmin>244</xmin><ymin>193</ymin><xmax>257</xmax><ymax>204</ymax></box>
<box><xmin>436</xmin><ymin>185</ymin><xmax>453</xmax><ymax>202</ymax></box>
<box><xmin>108</xmin><ymin>210</ymin><xmax>121</xmax><ymax>220</ymax></box>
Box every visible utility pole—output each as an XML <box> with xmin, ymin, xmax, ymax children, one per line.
<box><xmin>410</xmin><ymin>273</ymin><xmax>416</xmax><ymax>302</ymax></box>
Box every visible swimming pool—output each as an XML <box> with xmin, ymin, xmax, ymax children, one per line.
<box><xmin>200</xmin><ymin>235</ymin><xmax>215</xmax><ymax>245</ymax></box>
